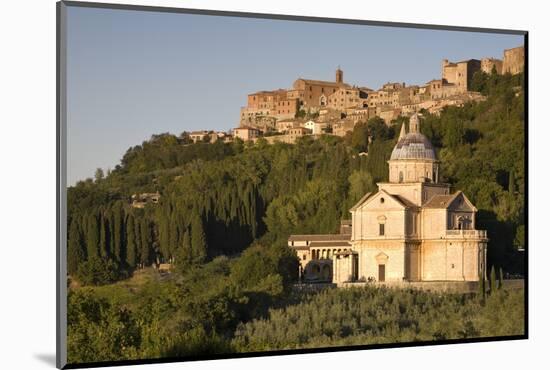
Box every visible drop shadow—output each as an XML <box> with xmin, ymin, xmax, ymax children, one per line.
<box><xmin>34</xmin><ymin>353</ymin><xmax>56</xmax><ymax>367</ymax></box>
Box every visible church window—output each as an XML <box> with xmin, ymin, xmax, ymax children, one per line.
<box><xmin>399</xmin><ymin>171</ymin><xmax>404</xmax><ymax>183</ymax></box>
<box><xmin>380</xmin><ymin>197</ymin><xmax>385</xmax><ymax>204</ymax></box>
<box><xmin>379</xmin><ymin>223</ymin><xmax>385</xmax><ymax>236</ymax></box>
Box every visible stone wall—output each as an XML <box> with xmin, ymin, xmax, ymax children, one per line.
<box><xmin>503</xmin><ymin>46</ymin><xmax>525</xmax><ymax>75</ymax></box>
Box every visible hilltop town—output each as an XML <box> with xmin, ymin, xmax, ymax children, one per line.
<box><xmin>186</xmin><ymin>45</ymin><xmax>523</xmax><ymax>145</ymax></box>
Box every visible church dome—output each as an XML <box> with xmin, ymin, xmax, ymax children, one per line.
<box><xmin>390</xmin><ymin>132</ymin><xmax>436</xmax><ymax>160</ymax></box>
<box><xmin>390</xmin><ymin>113</ymin><xmax>436</xmax><ymax>161</ymax></box>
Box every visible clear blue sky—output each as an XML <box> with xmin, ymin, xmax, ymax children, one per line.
<box><xmin>66</xmin><ymin>5</ymin><xmax>523</xmax><ymax>185</ymax></box>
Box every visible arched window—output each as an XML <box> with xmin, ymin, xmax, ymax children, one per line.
<box><xmin>399</xmin><ymin>171</ymin><xmax>404</xmax><ymax>183</ymax></box>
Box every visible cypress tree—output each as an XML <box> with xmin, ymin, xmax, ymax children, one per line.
<box><xmin>134</xmin><ymin>216</ymin><xmax>142</xmax><ymax>267</ymax></box>
<box><xmin>140</xmin><ymin>218</ymin><xmax>151</xmax><ymax>266</ymax></box>
<box><xmin>175</xmin><ymin>229</ymin><xmax>191</xmax><ymax>271</ymax></box>
<box><xmin>508</xmin><ymin>170</ymin><xmax>516</xmax><ymax>193</ymax></box>
<box><xmin>478</xmin><ymin>271</ymin><xmax>485</xmax><ymax>302</ymax></box>
<box><xmin>67</xmin><ymin>218</ymin><xmax>86</xmax><ymax>275</ymax></box>
<box><xmin>498</xmin><ymin>267</ymin><xmax>504</xmax><ymax>290</ymax></box>
<box><xmin>490</xmin><ymin>266</ymin><xmax>496</xmax><ymax>294</ymax></box>
<box><xmin>126</xmin><ymin>214</ymin><xmax>137</xmax><ymax>269</ymax></box>
<box><xmin>191</xmin><ymin>214</ymin><xmax>207</xmax><ymax>264</ymax></box>
<box><xmin>112</xmin><ymin>202</ymin><xmax>125</xmax><ymax>264</ymax></box>
<box><xmin>85</xmin><ymin>213</ymin><xmax>99</xmax><ymax>259</ymax></box>
<box><xmin>99</xmin><ymin>212</ymin><xmax>108</xmax><ymax>259</ymax></box>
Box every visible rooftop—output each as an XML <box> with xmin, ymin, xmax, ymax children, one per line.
<box><xmin>288</xmin><ymin>234</ymin><xmax>351</xmax><ymax>242</ymax></box>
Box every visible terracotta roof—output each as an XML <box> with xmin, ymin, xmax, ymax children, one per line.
<box><xmin>309</xmin><ymin>241</ymin><xmax>352</xmax><ymax>248</ymax></box>
<box><xmin>296</xmin><ymin>78</ymin><xmax>350</xmax><ymax>88</ymax></box>
<box><xmin>391</xmin><ymin>194</ymin><xmax>418</xmax><ymax>208</ymax></box>
<box><xmin>288</xmin><ymin>234</ymin><xmax>351</xmax><ymax>242</ymax></box>
<box><xmin>423</xmin><ymin>192</ymin><xmax>461</xmax><ymax>209</ymax></box>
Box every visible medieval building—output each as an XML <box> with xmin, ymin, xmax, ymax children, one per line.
<box><xmin>289</xmin><ymin>114</ymin><xmax>488</xmax><ymax>284</ymax></box>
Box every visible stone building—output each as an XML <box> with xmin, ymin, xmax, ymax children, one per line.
<box><xmin>288</xmin><ymin>114</ymin><xmax>488</xmax><ymax>284</ymax></box>
<box><xmin>502</xmin><ymin>46</ymin><xmax>525</xmax><ymax>75</ymax></box>
<box><xmin>292</xmin><ymin>68</ymin><xmax>350</xmax><ymax>108</ymax></box>
<box><xmin>131</xmin><ymin>192</ymin><xmax>160</xmax><ymax>208</ymax></box>
<box><xmin>481</xmin><ymin>57</ymin><xmax>503</xmax><ymax>74</ymax></box>
<box><xmin>327</xmin><ymin>87</ymin><xmax>370</xmax><ymax>110</ymax></box>
<box><xmin>304</xmin><ymin>120</ymin><xmax>327</xmax><ymax>135</ymax></box>
<box><xmin>441</xmin><ymin>59</ymin><xmax>481</xmax><ymax>92</ymax></box>
<box><xmin>233</xmin><ymin>126</ymin><xmax>260</xmax><ymax>141</ymax></box>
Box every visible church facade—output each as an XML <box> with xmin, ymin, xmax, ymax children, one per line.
<box><xmin>288</xmin><ymin>114</ymin><xmax>488</xmax><ymax>284</ymax></box>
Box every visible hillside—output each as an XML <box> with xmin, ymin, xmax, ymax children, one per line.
<box><xmin>66</xmin><ymin>70</ymin><xmax>525</xmax><ymax>364</ymax></box>
<box><xmin>67</xmin><ymin>70</ymin><xmax>525</xmax><ymax>286</ymax></box>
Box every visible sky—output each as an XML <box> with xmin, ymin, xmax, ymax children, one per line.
<box><xmin>66</xmin><ymin>6</ymin><xmax>524</xmax><ymax>185</ymax></box>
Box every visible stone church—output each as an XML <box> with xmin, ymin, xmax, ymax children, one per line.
<box><xmin>288</xmin><ymin>114</ymin><xmax>488</xmax><ymax>284</ymax></box>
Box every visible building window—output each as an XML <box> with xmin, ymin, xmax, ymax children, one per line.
<box><xmin>379</xmin><ymin>223</ymin><xmax>385</xmax><ymax>236</ymax></box>
<box><xmin>399</xmin><ymin>171</ymin><xmax>404</xmax><ymax>183</ymax></box>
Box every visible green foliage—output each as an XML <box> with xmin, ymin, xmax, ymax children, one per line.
<box><xmin>232</xmin><ymin>286</ymin><xmax>524</xmax><ymax>351</ymax></box>
<box><xmin>68</xmin><ymin>218</ymin><xmax>86</xmax><ymax>275</ymax></box>
<box><xmin>76</xmin><ymin>257</ymin><xmax>121</xmax><ymax>286</ymax></box>
<box><xmin>230</xmin><ymin>242</ymin><xmax>298</xmax><ymax>293</ymax></box>
<box><xmin>68</xmin><ymin>289</ymin><xmax>141</xmax><ymax>363</ymax></box>
<box><xmin>191</xmin><ymin>214</ymin><xmax>207</xmax><ymax>264</ymax></box>
<box><xmin>351</xmin><ymin>122</ymin><xmax>369</xmax><ymax>152</ymax></box>
<box><xmin>514</xmin><ymin>224</ymin><xmax>525</xmax><ymax>250</ymax></box>
<box><xmin>67</xmin><ymin>71</ymin><xmax>525</xmax><ymax>283</ymax></box>
<box><xmin>126</xmin><ymin>214</ymin><xmax>138</xmax><ymax>268</ymax></box>
<box><xmin>490</xmin><ymin>266</ymin><xmax>497</xmax><ymax>293</ymax></box>
<box><xmin>174</xmin><ymin>229</ymin><xmax>192</xmax><ymax>271</ymax></box>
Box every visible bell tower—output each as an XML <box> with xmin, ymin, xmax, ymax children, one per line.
<box><xmin>336</xmin><ymin>67</ymin><xmax>343</xmax><ymax>84</ymax></box>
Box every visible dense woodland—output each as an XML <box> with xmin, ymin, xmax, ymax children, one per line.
<box><xmin>67</xmin><ymin>71</ymin><xmax>525</xmax><ymax>363</ymax></box>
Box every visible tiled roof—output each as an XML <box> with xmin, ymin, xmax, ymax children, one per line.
<box><xmin>423</xmin><ymin>192</ymin><xmax>461</xmax><ymax>209</ymax></box>
<box><xmin>288</xmin><ymin>234</ymin><xmax>351</xmax><ymax>242</ymax></box>
<box><xmin>391</xmin><ymin>194</ymin><xmax>418</xmax><ymax>208</ymax></box>
<box><xmin>296</xmin><ymin>79</ymin><xmax>350</xmax><ymax>88</ymax></box>
<box><xmin>309</xmin><ymin>241</ymin><xmax>352</xmax><ymax>248</ymax></box>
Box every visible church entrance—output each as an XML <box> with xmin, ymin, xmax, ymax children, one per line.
<box><xmin>378</xmin><ymin>264</ymin><xmax>386</xmax><ymax>282</ymax></box>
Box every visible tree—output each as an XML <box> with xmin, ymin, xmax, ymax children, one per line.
<box><xmin>174</xmin><ymin>229</ymin><xmax>192</xmax><ymax>271</ymax></box>
<box><xmin>140</xmin><ymin>218</ymin><xmax>152</xmax><ymax>266</ymax></box>
<box><xmin>478</xmin><ymin>271</ymin><xmax>486</xmax><ymax>302</ymax></box>
<box><xmin>68</xmin><ymin>218</ymin><xmax>86</xmax><ymax>275</ymax></box>
<box><xmin>350</xmin><ymin>122</ymin><xmax>369</xmax><ymax>152</ymax></box>
<box><xmin>126</xmin><ymin>214</ymin><xmax>137</xmax><ymax>269</ymax></box>
<box><xmin>514</xmin><ymin>225</ymin><xmax>525</xmax><ymax>251</ymax></box>
<box><xmin>99</xmin><ymin>212</ymin><xmax>109</xmax><ymax>259</ymax></box>
<box><xmin>498</xmin><ymin>267</ymin><xmax>504</xmax><ymax>290</ymax></box>
<box><xmin>76</xmin><ymin>257</ymin><xmax>119</xmax><ymax>286</ymax></box>
<box><xmin>94</xmin><ymin>168</ymin><xmax>104</xmax><ymax>182</ymax></box>
<box><xmin>348</xmin><ymin>170</ymin><xmax>374</xmax><ymax>204</ymax></box>
<box><xmin>191</xmin><ymin>215</ymin><xmax>207</xmax><ymax>264</ymax></box>
<box><xmin>85</xmin><ymin>213</ymin><xmax>99</xmax><ymax>259</ymax></box>
<box><xmin>508</xmin><ymin>170</ymin><xmax>516</xmax><ymax>193</ymax></box>
<box><xmin>112</xmin><ymin>202</ymin><xmax>126</xmax><ymax>264</ymax></box>
<box><xmin>490</xmin><ymin>266</ymin><xmax>497</xmax><ymax>293</ymax></box>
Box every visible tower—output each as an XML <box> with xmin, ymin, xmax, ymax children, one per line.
<box><xmin>336</xmin><ymin>67</ymin><xmax>343</xmax><ymax>84</ymax></box>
